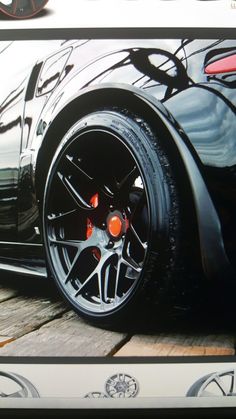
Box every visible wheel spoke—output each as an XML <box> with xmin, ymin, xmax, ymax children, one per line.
<box><xmin>49</xmin><ymin>237</ymin><xmax>82</xmax><ymax>248</ymax></box>
<box><xmin>114</xmin><ymin>253</ymin><xmax>141</xmax><ymax>301</ymax></box>
<box><xmin>214</xmin><ymin>376</ymin><xmax>229</xmax><ymax>396</ymax></box>
<box><xmin>107</xmin><ymin>378</ymin><xmax>116</xmax><ymax>387</ymax></box>
<box><xmin>122</xmin><ymin>254</ymin><xmax>141</xmax><ymax>272</ymax></box>
<box><xmin>6</xmin><ymin>389</ymin><xmax>26</xmax><ymax>398</ymax></box>
<box><xmin>12</xmin><ymin>0</ymin><xmax>17</xmax><ymax>13</ymax></box>
<box><xmin>49</xmin><ymin>226</ymin><xmax>100</xmax><ymax>250</ymax></box>
<box><xmin>30</xmin><ymin>0</ymin><xmax>36</xmax><ymax>11</ymax></box>
<box><xmin>122</xmin><ymin>234</ymin><xmax>142</xmax><ymax>272</ymax></box>
<box><xmin>100</xmin><ymin>182</ymin><xmax>115</xmax><ymax>198</ymax></box>
<box><xmin>66</xmin><ymin>154</ymin><xmax>114</xmax><ymax>197</ymax></box>
<box><xmin>103</xmin><ymin>262</ymin><xmax>112</xmax><ymax>303</ymax></box>
<box><xmin>73</xmin><ymin>266</ymin><xmax>95</xmax><ymax>297</ymax></box>
<box><xmin>229</xmin><ymin>373</ymin><xmax>234</xmax><ymax>394</ymax></box>
<box><xmin>65</xmin><ymin>155</ymin><xmax>94</xmax><ymax>182</ymax></box>
<box><xmin>75</xmin><ymin>251</ymin><xmax>114</xmax><ymax>301</ymax></box>
<box><xmin>64</xmin><ymin>250</ymin><xmax>82</xmax><ymax>285</ymax></box>
<box><xmin>128</xmin><ymin>190</ymin><xmax>146</xmax><ymax>220</ymax></box>
<box><xmin>49</xmin><ymin>227</ymin><xmax>105</xmax><ymax>289</ymax></box>
<box><xmin>129</xmin><ymin>223</ymin><xmax>147</xmax><ymax>250</ymax></box>
<box><xmin>57</xmin><ymin>172</ymin><xmax>93</xmax><ymax>210</ymax></box>
<box><xmin>114</xmin><ymin>258</ymin><xmax>122</xmax><ymax>301</ymax></box>
<box><xmin>118</xmin><ymin>166</ymin><xmax>138</xmax><ymax>195</ymax></box>
<box><xmin>47</xmin><ymin>209</ymin><xmax>77</xmax><ymax>222</ymax></box>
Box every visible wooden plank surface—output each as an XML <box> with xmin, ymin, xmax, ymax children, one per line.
<box><xmin>0</xmin><ymin>285</ymin><xmax>18</xmax><ymax>303</ymax></box>
<box><xmin>115</xmin><ymin>334</ymin><xmax>235</xmax><ymax>356</ymax></box>
<box><xmin>0</xmin><ymin>295</ymin><xmax>67</xmax><ymax>342</ymax></box>
<box><xmin>0</xmin><ymin>311</ymin><xmax>128</xmax><ymax>356</ymax></box>
<box><xmin>0</xmin><ymin>275</ymin><xmax>235</xmax><ymax>357</ymax></box>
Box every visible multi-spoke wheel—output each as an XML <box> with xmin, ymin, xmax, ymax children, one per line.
<box><xmin>186</xmin><ymin>370</ymin><xmax>236</xmax><ymax>397</ymax></box>
<box><xmin>105</xmin><ymin>373</ymin><xmax>139</xmax><ymax>398</ymax></box>
<box><xmin>0</xmin><ymin>0</ymin><xmax>48</xmax><ymax>19</ymax></box>
<box><xmin>0</xmin><ymin>371</ymin><xmax>39</xmax><ymax>398</ymax></box>
<box><xmin>84</xmin><ymin>392</ymin><xmax>108</xmax><ymax>399</ymax></box>
<box><xmin>43</xmin><ymin>109</ymin><xmax>179</xmax><ymax>326</ymax></box>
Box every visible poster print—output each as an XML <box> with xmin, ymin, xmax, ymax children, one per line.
<box><xmin>1</xmin><ymin>359</ymin><xmax>236</xmax><ymax>408</ymax></box>
<box><xmin>0</xmin><ymin>0</ymin><xmax>236</xmax><ymax>413</ymax></box>
<box><xmin>0</xmin><ymin>0</ymin><xmax>49</xmax><ymax>19</ymax></box>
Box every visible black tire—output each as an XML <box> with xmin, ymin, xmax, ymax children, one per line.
<box><xmin>0</xmin><ymin>0</ymin><xmax>48</xmax><ymax>19</ymax></box>
<box><xmin>43</xmin><ymin>109</ymin><xmax>180</xmax><ymax>327</ymax></box>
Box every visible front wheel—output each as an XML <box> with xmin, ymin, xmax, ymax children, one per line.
<box><xmin>43</xmin><ymin>109</ymin><xmax>180</xmax><ymax>326</ymax></box>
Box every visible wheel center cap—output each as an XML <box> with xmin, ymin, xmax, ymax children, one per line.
<box><xmin>115</xmin><ymin>382</ymin><xmax>128</xmax><ymax>393</ymax></box>
<box><xmin>108</xmin><ymin>215</ymin><xmax>122</xmax><ymax>238</ymax></box>
<box><xmin>107</xmin><ymin>211</ymin><xmax>127</xmax><ymax>239</ymax></box>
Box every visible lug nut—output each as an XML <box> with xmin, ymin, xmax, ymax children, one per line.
<box><xmin>106</xmin><ymin>240</ymin><xmax>114</xmax><ymax>249</ymax></box>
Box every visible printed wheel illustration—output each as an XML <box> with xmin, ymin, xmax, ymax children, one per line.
<box><xmin>0</xmin><ymin>0</ymin><xmax>48</xmax><ymax>18</ymax></box>
<box><xmin>105</xmin><ymin>373</ymin><xmax>139</xmax><ymax>398</ymax></box>
<box><xmin>84</xmin><ymin>392</ymin><xmax>108</xmax><ymax>398</ymax></box>
<box><xmin>186</xmin><ymin>370</ymin><xmax>236</xmax><ymax>397</ymax></box>
<box><xmin>0</xmin><ymin>371</ymin><xmax>39</xmax><ymax>398</ymax></box>
<box><xmin>43</xmin><ymin>109</ymin><xmax>180</xmax><ymax>325</ymax></box>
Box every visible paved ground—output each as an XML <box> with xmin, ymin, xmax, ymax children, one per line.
<box><xmin>0</xmin><ymin>273</ymin><xmax>235</xmax><ymax>357</ymax></box>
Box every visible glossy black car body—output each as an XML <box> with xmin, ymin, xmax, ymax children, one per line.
<box><xmin>0</xmin><ymin>39</ymin><xmax>235</xmax><ymax>325</ymax></box>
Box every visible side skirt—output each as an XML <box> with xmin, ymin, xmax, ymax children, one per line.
<box><xmin>0</xmin><ymin>241</ymin><xmax>47</xmax><ymax>279</ymax></box>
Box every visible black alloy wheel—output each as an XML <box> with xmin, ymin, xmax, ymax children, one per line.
<box><xmin>0</xmin><ymin>0</ymin><xmax>48</xmax><ymax>18</ymax></box>
<box><xmin>43</xmin><ymin>109</ymin><xmax>180</xmax><ymax>326</ymax></box>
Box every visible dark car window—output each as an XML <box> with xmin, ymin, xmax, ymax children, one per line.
<box><xmin>36</xmin><ymin>48</ymin><xmax>71</xmax><ymax>96</ymax></box>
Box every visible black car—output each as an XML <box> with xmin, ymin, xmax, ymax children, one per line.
<box><xmin>0</xmin><ymin>38</ymin><xmax>235</xmax><ymax>326</ymax></box>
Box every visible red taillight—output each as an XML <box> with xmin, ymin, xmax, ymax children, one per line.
<box><xmin>205</xmin><ymin>54</ymin><xmax>236</xmax><ymax>74</ymax></box>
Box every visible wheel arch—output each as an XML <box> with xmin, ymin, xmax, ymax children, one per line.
<box><xmin>35</xmin><ymin>85</ymin><xmax>195</xmax><ymax>204</ymax></box>
<box><xmin>34</xmin><ymin>85</ymin><xmax>233</xmax><ymax>280</ymax></box>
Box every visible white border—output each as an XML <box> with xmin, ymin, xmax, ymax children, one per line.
<box><xmin>0</xmin><ymin>0</ymin><xmax>235</xmax><ymax>29</ymax></box>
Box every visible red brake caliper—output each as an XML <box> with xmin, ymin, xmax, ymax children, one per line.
<box><xmin>86</xmin><ymin>193</ymin><xmax>98</xmax><ymax>239</ymax></box>
<box><xmin>86</xmin><ymin>193</ymin><xmax>100</xmax><ymax>260</ymax></box>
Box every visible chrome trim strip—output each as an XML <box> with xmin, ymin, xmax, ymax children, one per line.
<box><xmin>0</xmin><ymin>242</ymin><xmax>43</xmax><ymax>247</ymax></box>
<box><xmin>0</xmin><ymin>262</ymin><xmax>47</xmax><ymax>278</ymax></box>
